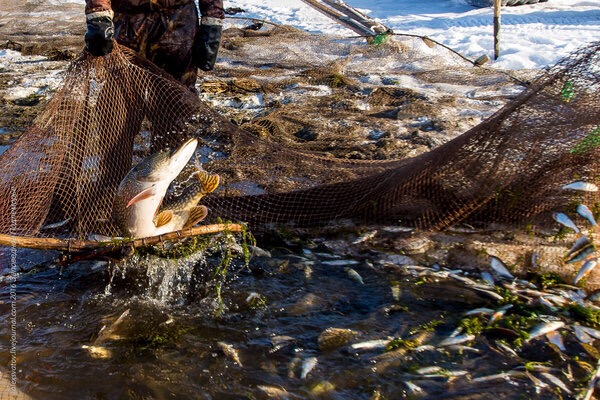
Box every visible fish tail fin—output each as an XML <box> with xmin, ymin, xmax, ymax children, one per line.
<box><xmin>197</xmin><ymin>170</ymin><xmax>220</xmax><ymax>194</ymax></box>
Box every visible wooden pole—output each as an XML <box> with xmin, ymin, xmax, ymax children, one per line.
<box><xmin>493</xmin><ymin>0</ymin><xmax>502</xmax><ymax>60</ymax></box>
<box><xmin>0</xmin><ymin>223</ymin><xmax>244</xmax><ymax>253</ymax></box>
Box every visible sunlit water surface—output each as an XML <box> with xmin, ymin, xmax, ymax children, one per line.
<box><xmin>0</xmin><ymin>241</ymin><xmax>576</xmax><ymax>399</ymax></box>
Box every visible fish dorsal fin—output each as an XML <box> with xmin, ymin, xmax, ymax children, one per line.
<box><xmin>126</xmin><ymin>186</ymin><xmax>157</xmax><ymax>208</ymax></box>
<box><xmin>154</xmin><ymin>210</ymin><xmax>174</xmax><ymax>228</ymax></box>
<box><xmin>197</xmin><ymin>171</ymin><xmax>220</xmax><ymax>194</ymax></box>
<box><xmin>183</xmin><ymin>206</ymin><xmax>208</xmax><ymax>229</ymax></box>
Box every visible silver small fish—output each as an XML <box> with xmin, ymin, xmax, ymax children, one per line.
<box><xmin>350</xmin><ymin>339</ymin><xmax>390</xmax><ymax>350</ymax></box>
<box><xmin>471</xmin><ymin>286</ymin><xmax>505</xmax><ymax>301</ymax></box>
<box><xmin>489</xmin><ymin>256</ymin><xmax>515</xmax><ymax>280</ymax></box>
<box><xmin>539</xmin><ymin>372</ymin><xmax>572</xmax><ymax>394</ymax></box>
<box><xmin>572</xmin><ymin>324</ymin><xmax>594</xmax><ymax>343</ymax></box>
<box><xmin>574</xmin><ymin>324</ymin><xmax>600</xmax><ymax>340</ymax></box>
<box><xmin>531</xmin><ymin>251</ymin><xmax>539</xmax><ymax>269</ymax></box>
<box><xmin>94</xmin><ymin>309</ymin><xmax>130</xmax><ymax>346</ymax></box>
<box><xmin>381</xmin><ymin>226</ymin><xmax>414</xmax><ymax>233</ymax></box>
<box><xmin>567</xmin><ymin>235</ymin><xmax>592</xmax><ymax>258</ymax></box>
<box><xmin>545</xmin><ymin>330</ymin><xmax>566</xmax><ymax>351</ymax></box>
<box><xmin>464</xmin><ymin>307</ymin><xmax>494</xmax><ymax>316</ymax></box>
<box><xmin>88</xmin><ymin>233</ymin><xmax>113</xmax><ymax>242</ymax></box>
<box><xmin>416</xmin><ymin>366</ymin><xmax>442</xmax><ymax>375</ymax></box>
<box><xmin>344</xmin><ymin>267</ymin><xmax>364</xmax><ymax>284</ymax></box>
<box><xmin>217</xmin><ymin>341</ymin><xmax>243</xmax><ymax>366</ymax></box>
<box><xmin>488</xmin><ymin>304</ymin><xmax>513</xmax><ymax>325</ymax></box>
<box><xmin>526</xmin><ymin>371</ymin><xmax>549</xmax><ymax>393</ymax></box>
<box><xmin>552</xmin><ymin>212</ymin><xmax>580</xmax><ymax>233</ymax></box>
<box><xmin>562</xmin><ymin>181</ymin><xmax>598</xmax><ymax>192</ymax></box>
<box><xmin>541</xmin><ymin>295</ymin><xmax>569</xmax><ymax>307</ymax></box>
<box><xmin>403</xmin><ymin>381</ymin><xmax>424</xmax><ymax>395</ymax></box>
<box><xmin>449</xmin><ymin>273</ymin><xmax>478</xmax><ymax>286</ymax></box>
<box><xmin>304</xmin><ymin>265</ymin><xmax>313</xmax><ymax>280</ymax></box>
<box><xmin>566</xmin><ymin>245</ymin><xmax>595</xmax><ymax>264</ymax></box>
<box><xmin>438</xmin><ymin>334</ymin><xmax>475</xmax><ymax>347</ymax></box>
<box><xmin>536</xmin><ymin>296</ymin><xmax>558</xmax><ymax>311</ymax></box>
<box><xmin>527</xmin><ymin>320</ymin><xmax>565</xmax><ymax>341</ymax></box>
<box><xmin>443</xmin><ymin>370</ymin><xmax>469</xmax><ymax>377</ymax></box>
<box><xmin>300</xmin><ymin>357</ymin><xmax>317</xmax><ymax>379</ymax></box>
<box><xmin>257</xmin><ymin>385</ymin><xmax>294</xmax><ymax>399</ymax></box>
<box><xmin>516</xmin><ymin>279</ymin><xmax>537</xmax><ymax>289</ymax></box>
<box><xmin>352</xmin><ymin>230</ymin><xmax>377</xmax><ymax>244</ymax></box>
<box><xmin>446</xmin><ymin>345</ymin><xmax>480</xmax><ymax>353</ymax></box>
<box><xmin>391</xmin><ymin>284</ymin><xmax>401</xmax><ymax>301</ymax></box>
<box><xmin>246</xmin><ymin>292</ymin><xmax>262</xmax><ymax>304</ymax></box>
<box><xmin>577</xmin><ymin>204</ymin><xmax>597</xmax><ymax>226</ymax></box>
<box><xmin>302</xmin><ymin>248</ymin><xmax>314</xmax><ymax>257</ymax></box>
<box><xmin>321</xmin><ymin>260</ymin><xmax>360</xmax><ymax>266</ymax></box>
<box><xmin>414</xmin><ymin>345</ymin><xmax>435</xmax><ymax>353</ymax></box>
<box><xmin>574</xmin><ymin>258</ymin><xmax>598</xmax><ymax>284</ymax></box>
<box><xmin>82</xmin><ymin>344</ymin><xmax>112</xmax><ymax>359</ymax></box>
<box><xmin>480</xmin><ymin>271</ymin><xmax>495</xmax><ymax>286</ymax></box>
<box><xmin>40</xmin><ymin>217</ymin><xmax>71</xmax><ymax>230</ymax></box>
<box><xmin>471</xmin><ymin>371</ymin><xmax>520</xmax><ymax>383</ymax></box>
<box><xmin>495</xmin><ymin>341</ymin><xmax>519</xmax><ymax>357</ymax></box>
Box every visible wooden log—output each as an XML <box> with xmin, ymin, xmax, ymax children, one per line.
<box><xmin>300</xmin><ymin>0</ymin><xmax>375</xmax><ymax>36</ymax></box>
<box><xmin>0</xmin><ymin>223</ymin><xmax>244</xmax><ymax>253</ymax></box>
<box><xmin>321</xmin><ymin>0</ymin><xmax>390</xmax><ymax>33</ymax></box>
<box><xmin>494</xmin><ymin>0</ymin><xmax>502</xmax><ymax>59</ymax></box>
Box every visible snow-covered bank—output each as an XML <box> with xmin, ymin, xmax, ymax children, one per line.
<box><xmin>224</xmin><ymin>0</ymin><xmax>600</xmax><ymax>70</ymax></box>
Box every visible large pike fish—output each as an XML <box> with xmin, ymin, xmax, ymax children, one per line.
<box><xmin>112</xmin><ymin>138</ymin><xmax>199</xmax><ymax>238</ymax></box>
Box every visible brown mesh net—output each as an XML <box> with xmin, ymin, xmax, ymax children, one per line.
<box><xmin>0</xmin><ymin>25</ymin><xmax>598</xmax><ymax>240</ymax></box>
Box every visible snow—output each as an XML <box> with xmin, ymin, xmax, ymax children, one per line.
<box><xmin>1</xmin><ymin>0</ymin><xmax>597</xmax><ymax>106</ymax></box>
<box><xmin>19</xmin><ymin>0</ymin><xmax>597</xmax><ymax>71</ymax></box>
<box><xmin>0</xmin><ymin>50</ymin><xmax>65</xmax><ymax>101</ymax></box>
<box><xmin>224</xmin><ymin>0</ymin><xmax>600</xmax><ymax>70</ymax></box>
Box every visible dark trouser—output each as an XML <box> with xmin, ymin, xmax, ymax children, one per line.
<box><xmin>113</xmin><ymin>1</ymin><xmax>201</xmax><ymax>154</ymax></box>
<box><xmin>113</xmin><ymin>1</ymin><xmax>200</xmax><ymax>89</ymax></box>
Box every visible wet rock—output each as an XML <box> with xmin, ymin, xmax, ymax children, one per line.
<box><xmin>377</xmin><ymin>253</ymin><xmax>416</xmax><ymax>266</ymax></box>
<box><xmin>288</xmin><ymin>293</ymin><xmax>328</xmax><ymax>315</ymax></box>
<box><xmin>309</xmin><ymin>380</ymin><xmax>335</xmax><ymax>396</ymax></box>
<box><xmin>256</xmin><ymin>385</ymin><xmax>297</xmax><ymax>399</ymax></box>
<box><xmin>394</xmin><ymin>236</ymin><xmax>433</xmax><ymax>255</ymax></box>
<box><xmin>318</xmin><ymin>327</ymin><xmax>359</xmax><ymax>351</ymax></box>
<box><xmin>249</xmin><ymin>245</ymin><xmax>271</xmax><ymax>258</ymax></box>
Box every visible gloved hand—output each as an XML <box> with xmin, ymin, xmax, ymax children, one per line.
<box><xmin>195</xmin><ymin>21</ymin><xmax>223</xmax><ymax>71</ymax></box>
<box><xmin>85</xmin><ymin>15</ymin><xmax>115</xmax><ymax>57</ymax></box>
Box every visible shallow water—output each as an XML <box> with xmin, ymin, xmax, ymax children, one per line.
<box><xmin>0</xmin><ymin>237</ymin><xmax>588</xmax><ymax>399</ymax></box>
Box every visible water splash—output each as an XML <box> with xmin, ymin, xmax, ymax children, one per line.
<box><xmin>144</xmin><ymin>251</ymin><xmax>207</xmax><ymax>305</ymax></box>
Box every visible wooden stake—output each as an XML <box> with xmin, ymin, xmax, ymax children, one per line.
<box><xmin>494</xmin><ymin>0</ymin><xmax>502</xmax><ymax>60</ymax></box>
<box><xmin>0</xmin><ymin>223</ymin><xmax>244</xmax><ymax>253</ymax></box>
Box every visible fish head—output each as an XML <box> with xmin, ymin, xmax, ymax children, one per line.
<box><xmin>132</xmin><ymin>138</ymin><xmax>198</xmax><ymax>183</ymax></box>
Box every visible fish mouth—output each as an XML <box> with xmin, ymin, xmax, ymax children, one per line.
<box><xmin>134</xmin><ymin>138</ymin><xmax>198</xmax><ymax>183</ymax></box>
<box><xmin>169</xmin><ymin>138</ymin><xmax>198</xmax><ymax>169</ymax></box>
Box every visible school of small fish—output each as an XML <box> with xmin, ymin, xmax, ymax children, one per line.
<box><xmin>285</xmin><ymin>181</ymin><xmax>600</xmax><ymax>397</ymax></box>
<box><xmin>73</xmin><ymin>180</ymin><xmax>600</xmax><ymax>398</ymax></box>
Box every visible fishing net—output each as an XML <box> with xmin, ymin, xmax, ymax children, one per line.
<box><xmin>0</xmin><ymin>22</ymin><xmax>598</xmax><ymax>240</ymax></box>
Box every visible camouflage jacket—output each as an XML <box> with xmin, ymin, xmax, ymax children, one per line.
<box><xmin>85</xmin><ymin>0</ymin><xmax>224</xmax><ymax>20</ymax></box>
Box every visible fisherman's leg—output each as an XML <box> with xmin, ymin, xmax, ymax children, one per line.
<box><xmin>145</xmin><ymin>2</ymin><xmax>199</xmax><ymax>151</ymax></box>
<box><xmin>148</xmin><ymin>2</ymin><xmax>199</xmax><ymax>90</ymax></box>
